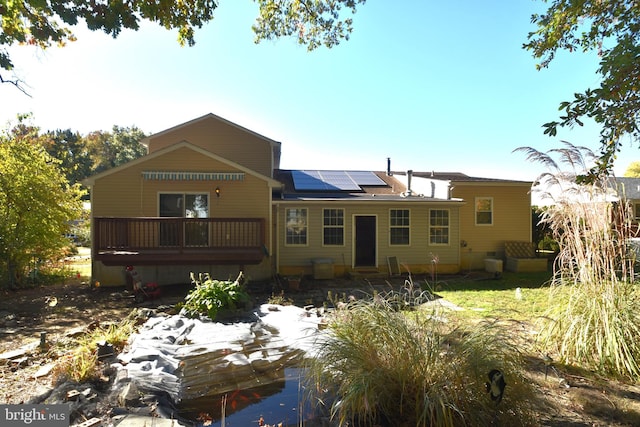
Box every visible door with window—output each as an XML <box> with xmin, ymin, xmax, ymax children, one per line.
<box><xmin>159</xmin><ymin>193</ymin><xmax>209</xmax><ymax>246</ymax></box>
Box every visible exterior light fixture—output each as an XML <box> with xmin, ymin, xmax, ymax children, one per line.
<box><xmin>215</xmin><ymin>187</ymin><xmax>221</xmax><ymax>198</ymax></box>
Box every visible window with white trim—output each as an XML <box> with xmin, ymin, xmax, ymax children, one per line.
<box><xmin>475</xmin><ymin>197</ymin><xmax>493</xmax><ymax>225</ymax></box>
<box><xmin>429</xmin><ymin>209</ymin><xmax>449</xmax><ymax>245</ymax></box>
<box><xmin>285</xmin><ymin>208</ymin><xmax>308</xmax><ymax>245</ymax></box>
<box><xmin>323</xmin><ymin>208</ymin><xmax>344</xmax><ymax>245</ymax></box>
<box><xmin>390</xmin><ymin>209</ymin><xmax>410</xmax><ymax>245</ymax></box>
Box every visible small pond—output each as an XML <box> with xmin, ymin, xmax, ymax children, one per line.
<box><xmin>118</xmin><ymin>304</ymin><xmax>327</xmax><ymax>427</ymax></box>
<box><xmin>178</xmin><ymin>367</ymin><xmax>320</xmax><ymax>427</ymax></box>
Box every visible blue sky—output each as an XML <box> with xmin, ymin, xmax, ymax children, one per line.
<box><xmin>1</xmin><ymin>1</ymin><xmax>636</xmax><ymax>181</ymax></box>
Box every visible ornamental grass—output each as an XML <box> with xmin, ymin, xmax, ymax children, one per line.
<box><xmin>306</xmin><ymin>297</ymin><xmax>538</xmax><ymax>427</ymax></box>
<box><xmin>519</xmin><ymin>143</ymin><xmax>640</xmax><ymax>379</ymax></box>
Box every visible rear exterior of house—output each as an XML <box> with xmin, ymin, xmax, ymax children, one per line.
<box><xmin>84</xmin><ymin>114</ymin><xmax>535</xmax><ymax>286</ymax></box>
<box><xmin>84</xmin><ymin>114</ymin><xmax>281</xmax><ymax>286</ymax></box>
<box><xmin>447</xmin><ymin>176</ymin><xmax>533</xmax><ymax>270</ymax></box>
<box><xmin>272</xmin><ymin>175</ymin><xmax>464</xmax><ymax>278</ymax></box>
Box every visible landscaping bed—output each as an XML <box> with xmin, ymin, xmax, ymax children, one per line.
<box><xmin>0</xmin><ymin>273</ymin><xmax>639</xmax><ymax>426</ymax></box>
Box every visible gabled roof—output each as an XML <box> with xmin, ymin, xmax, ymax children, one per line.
<box><xmin>139</xmin><ymin>113</ymin><xmax>282</xmax><ymax>149</ymax></box>
<box><xmin>83</xmin><ymin>140</ymin><xmax>281</xmax><ymax>188</ymax></box>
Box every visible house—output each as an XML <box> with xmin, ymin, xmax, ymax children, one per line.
<box><xmin>83</xmin><ymin>114</ymin><xmax>535</xmax><ymax>286</ymax></box>
<box><xmin>611</xmin><ymin>177</ymin><xmax>640</xmax><ymax>223</ymax></box>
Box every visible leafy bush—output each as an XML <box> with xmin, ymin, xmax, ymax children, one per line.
<box><xmin>181</xmin><ymin>272</ymin><xmax>250</xmax><ymax>320</ymax></box>
<box><xmin>306</xmin><ymin>298</ymin><xmax>538</xmax><ymax>426</ymax></box>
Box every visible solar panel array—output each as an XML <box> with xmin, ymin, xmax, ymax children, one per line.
<box><xmin>291</xmin><ymin>170</ymin><xmax>387</xmax><ymax>191</ymax></box>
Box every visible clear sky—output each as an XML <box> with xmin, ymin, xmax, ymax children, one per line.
<box><xmin>1</xmin><ymin>1</ymin><xmax>637</xmax><ymax>182</ymax></box>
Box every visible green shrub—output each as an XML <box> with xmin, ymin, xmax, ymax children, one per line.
<box><xmin>306</xmin><ymin>298</ymin><xmax>538</xmax><ymax>426</ymax></box>
<box><xmin>182</xmin><ymin>272</ymin><xmax>250</xmax><ymax>320</ymax></box>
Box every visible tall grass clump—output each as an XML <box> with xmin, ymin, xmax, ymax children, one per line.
<box><xmin>306</xmin><ymin>298</ymin><xmax>538</xmax><ymax>426</ymax></box>
<box><xmin>517</xmin><ymin>143</ymin><xmax>640</xmax><ymax>379</ymax></box>
<box><xmin>53</xmin><ymin>317</ymin><xmax>136</xmax><ymax>383</ymax></box>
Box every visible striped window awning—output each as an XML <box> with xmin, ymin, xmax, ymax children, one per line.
<box><xmin>142</xmin><ymin>171</ymin><xmax>245</xmax><ymax>181</ymax></box>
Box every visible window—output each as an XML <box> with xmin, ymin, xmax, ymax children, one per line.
<box><xmin>635</xmin><ymin>203</ymin><xmax>640</xmax><ymax>221</ymax></box>
<box><xmin>159</xmin><ymin>193</ymin><xmax>209</xmax><ymax>246</ymax></box>
<box><xmin>390</xmin><ymin>209</ymin><xmax>410</xmax><ymax>245</ymax></box>
<box><xmin>475</xmin><ymin>197</ymin><xmax>493</xmax><ymax>225</ymax></box>
<box><xmin>429</xmin><ymin>209</ymin><xmax>449</xmax><ymax>245</ymax></box>
<box><xmin>286</xmin><ymin>208</ymin><xmax>308</xmax><ymax>245</ymax></box>
<box><xmin>323</xmin><ymin>209</ymin><xmax>344</xmax><ymax>245</ymax></box>
<box><xmin>159</xmin><ymin>193</ymin><xmax>209</xmax><ymax>218</ymax></box>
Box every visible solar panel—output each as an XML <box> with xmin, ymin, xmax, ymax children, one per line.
<box><xmin>291</xmin><ymin>170</ymin><xmax>387</xmax><ymax>191</ymax></box>
<box><xmin>319</xmin><ymin>171</ymin><xmax>360</xmax><ymax>190</ymax></box>
<box><xmin>292</xmin><ymin>170</ymin><xmax>327</xmax><ymax>190</ymax></box>
<box><xmin>347</xmin><ymin>171</ymin><xmax>387</xmax><ymax>186</ymax></box>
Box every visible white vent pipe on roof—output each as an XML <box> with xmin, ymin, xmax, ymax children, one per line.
<box><xmin>406</xmin><ymin>170</ymin><xmax>413</xmax><ymax>196</ymax></box>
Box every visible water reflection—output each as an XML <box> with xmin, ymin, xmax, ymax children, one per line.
<box><xmin>178</xmin><ymin>367</ymin><xmax>314</xmax><ymax>427</ymax></box>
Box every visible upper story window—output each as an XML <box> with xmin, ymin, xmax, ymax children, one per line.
<box><xmin>635</xmin><ymin>203</ymin><xmax>640</xmax><ymax>221</ymax></box>
<box><xmin>429</xmin><ymin>209</ymin><xmax>449</xmax><ymax>245</ymax></box>
<box><xmin>475</xmin><ymin>197</ymin><xmax>493</xmax><ymax>225</ymax></box>
<box><xmin>286</xmin><ymin>208</ymin><xmax>308</xmax><ymax>246</ymax></box>
<box><xmin>323</xmin><ymin>208</ymin><xmax>344</xmax><ymax>245</ymax></box>
<box><xmin>390</xmin><ymin>209</ymin><xmax>410</xmax><ymax>245</ymax></box>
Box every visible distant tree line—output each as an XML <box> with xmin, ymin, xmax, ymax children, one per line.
<box><xmin>39</xmin><ymin>124</ymin><xmax>148</xmax><ymax>188</ymax></box>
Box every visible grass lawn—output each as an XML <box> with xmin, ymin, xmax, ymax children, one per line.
<box><xmin>434</xmin><ymin>270</ymin><xmax>554</xmax><ymax>321</ymax></box>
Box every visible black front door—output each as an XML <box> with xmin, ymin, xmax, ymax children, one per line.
<box><xmin>354</xmin><ymin>215</ymin><xmax>376</xmax><ymax>267</ymax></box>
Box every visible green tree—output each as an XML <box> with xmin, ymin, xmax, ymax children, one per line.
<box><xmin>253</xmin><ymin>0</ymin><xmax>366</xmax><ymax>51</ymax></box>
<box><xmin>42</xmin><ymin>129</ymin><xmax>92</xmax><ymax>185</ymax></box>
<box><xmin>85</xmin><ymin>126</ymin><xmax>147</xmax><ymax>175</ymax></box>
<box><xmin>1</xmin><ymin>0</ymin><xmax>365</xmax><ymax>91</ymax></box>
<box><xmin>524</xmin><ymin>1</ymin><xmax>640</xmax><ymax>181</ymax></box>
<box><xmin>624</xmin><ymin>161</ymin><xmax>640</xmax><ymax>177</ymax></box>
<box><xmin>0</xmin><ymin>118</ymin><xmax>85</xmax><ymax>288</ymax></box>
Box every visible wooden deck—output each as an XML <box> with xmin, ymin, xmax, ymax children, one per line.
<box><xmin>93</xmin><ymin>217</ymin><xmax>267</xmax><ymax>266</ymax></box>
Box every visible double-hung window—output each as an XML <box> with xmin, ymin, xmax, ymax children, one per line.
<box><xmin>429</xmin><ymin>209</ymin><xmax>449</xmax><ymax>245</ymax></box>
<box><xmin>475</xmin><ymin>197</ymin><xmax>493</xmax><ymax>225</ymax></box>
<box><xmin>390</xmin><ymin>209</ymin><xmax>410</xmax><ymax>245</ymax></box>
<box><xmin>286</xmin><ymin>208</ymin><xmax>308</xmax><ymax>245</ymax></box>
<box><xmin>323</xmin><ymin>209</ymin><xmax>344</xmax><ymax>245</ymax></box>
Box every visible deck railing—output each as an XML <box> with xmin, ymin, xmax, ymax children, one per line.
<box><xmin>93</xmin><ymin>217</ymin><xmax>266</xmax><ymax>253</ymax></box>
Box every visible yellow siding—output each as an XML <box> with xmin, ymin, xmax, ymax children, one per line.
<box><xmin>92</xmin><ymin>146</ymin><xmax>271</xmax><ymax>220</ymax></box>
<box><xmin>146</xmin><ymin>116</ymin><xmax>275</xmax><ymax>177</ymax></box>
<box><xmin>453</xmin><ymin>183</ymin><xmax>532</xmax><ymax>269</ymax></box>
<box><xmin>275</xmin><ymin>202</ymin><xmax>461</xmax><ymax>277</ymax></box>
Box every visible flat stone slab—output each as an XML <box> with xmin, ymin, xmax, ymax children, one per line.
<box><xmin>0</xmin><ymin>341</ymin><xmax>38</xmax><ymax>360</ymax></box>
<box><xmin>112</xmin><ymin>414</ymin><xmax>187</xmax><ymax>426</ymax></box>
